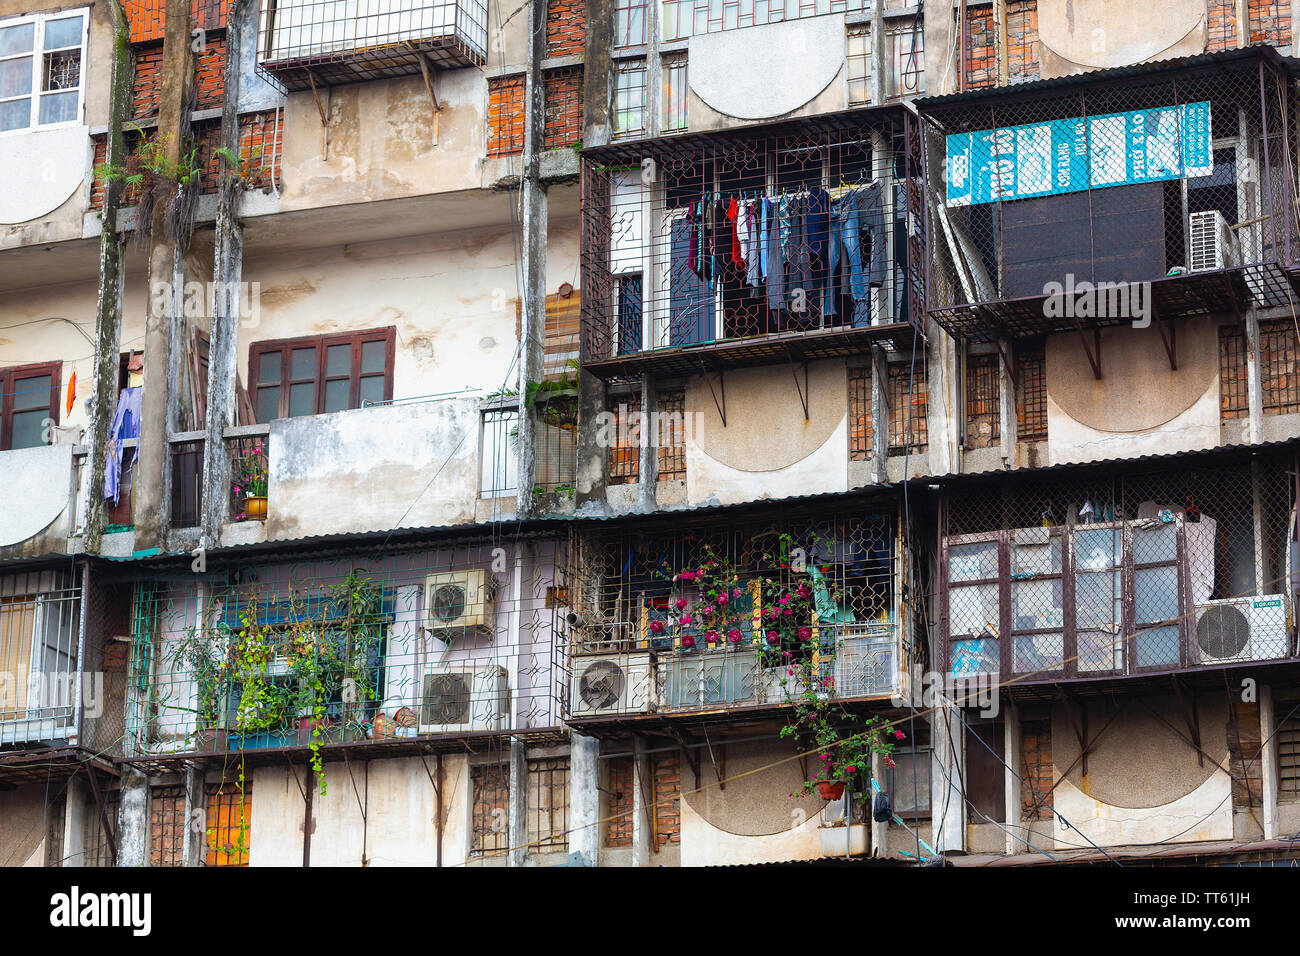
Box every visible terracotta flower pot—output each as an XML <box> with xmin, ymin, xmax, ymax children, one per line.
<box><xmin>816</xmin><ymin>780</ymin><xmax>846</xmax><ymax>801</ymax></box>
<box><xmin>245</xmin><ymin>495</ymin><xmax>268</xmax><ymax>520</ymax></box>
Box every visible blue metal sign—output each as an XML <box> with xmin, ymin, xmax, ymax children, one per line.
<box><xmin>945</xmin><ymin>101</ymin><xmax>1213</xmax><ymax>206</ymax></box>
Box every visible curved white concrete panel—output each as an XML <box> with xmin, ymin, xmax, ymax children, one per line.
<box><xmin>0</xmin><ymin>125</ymin><xmax>88</xmax><ymax>225</ymax></box>
<box><xmin>0</xmin><ymin>444</ymin><xmax>71</xmax><ymax>547</ymax></box>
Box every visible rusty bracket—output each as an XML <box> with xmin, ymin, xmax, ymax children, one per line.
<box><xmin>1075</xmin><ymin>322</ymin><xmax>1102</xmax><ymax>380</ymax></box>
<box><xmin>1061</xmin><ymin>691</ymin><xmax>1091</xmax><ymax>776</ymax></box>
<box><xmin>700</xmin><ymin>359</ymin><xmax>726</xmax><ymax>427</ymax></box>
<box><xmin>85</xmin><ymin>765</ymin><xmax>118</xmax><ymax>866</ymax></box>
<box><xmin>1170</xmin><ymin>675</ymin><xmax>1204</xmax><ymax>769</ymax></box>
<box><xmin>303</xmin><ymin>68</ymin><xmax>330</xmax><ymax>161</ymax></box>
<box><xmin>783</xmin><ymin>346</ymin><xmax>810</xmax><ymax>420</ymax></box>
<box><xmin>1156</xmin><ymin>310</ymin><xmax>1177</xmax><ymax>372</ymax></box>
<box><xmin>408</xmin><ymin>43</ymin><xmax>441</xmax><ymax>146</ymax></box>
<box><xmin>667</xmin><ymin>727</ymin><xmax>701</xmax><ymax>788</ymax></box>
<box><xmin>703</xmin><ymin>728</ymin><xmax>726</xmax><ymax>791</ymax></box>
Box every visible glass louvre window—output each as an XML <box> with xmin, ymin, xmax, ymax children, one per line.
<box><xmin>0</xmin><ymin>11</ymin><xmax>84</xmax><ymax>133</ymax></box>
<box><xmin>250</xmin><ymin>329</ymin><xmax>394</xmax><ymax>422</ymax></box>
<box><xmin>846</xmin><ymin>26</ymin><xmax>871</xmax><ymax>106</ymax></box>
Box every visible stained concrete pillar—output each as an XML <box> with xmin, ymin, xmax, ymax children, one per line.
<box><xmin>1003</xmin><ymin>699</ymin><xmax>1020</xmax><ymax>855</ymax></box>
<box><xmin>931</xmin><ymin>707</ymin><xmax>965</xmax><ymax>854</ymax></box>
<box><xmin>870</xmin><ymin>749</ymin><xmax>888</xmax><ymax>857</ymax></box>
<box><xmin>998</xmin><ymin>338</ymin><xmax>1016</xmax><ymax>465</ymax></box>
<box><xmin>569</xmin><ymin>733</ymin><xmax>600</xmax><ymax>866</ymax></box>
<box><xmin>181</xmin><ymin>764</ymin><xmax>205</xmax><ymax>867</ymax></box>
<box><xmin>630</xmin><ymin>736</ymin><xmax>651</xmax><ymax>866</ymax></box>
<box><xmin>516</xmin><ymin>0</ymin><xmax>549</xmax><ymax>517</ymax></box>
<box><xmin>62</xmin><ymin>777</ymin><xmax>87</xmax><ymax>867</ymax></box>
<box><xmin>637</xmin><ymin>374</ymin><xmax>658</xmax><ymax>511</ymax></box>
<box><xmin>870</xmin><ymin>346</ymin><xmax>888</xmax><ymax>484</ymax></box>
<box><xmin>507</xmin><ymin>738</ymin><xmax>528</xmax><ymax>866</ymax></box>
<box><xmin>1245</xmin><ymin>306</ymin><xmax>1263</xmax><ymax>444</ymax></box>
<box><xmin>115</xmin><ymin>767</ymin><xmax>150</xmax><ymax>866</ymax></box>
<box><xmin>1260</xmin><ymin>683</ymin><xmax>1280</xmax><ymax>839</ymax></box>
<box><xmin>582</xmin><ymin>0</ymin><xmax>614</xmax><ymax>148</ymax></box>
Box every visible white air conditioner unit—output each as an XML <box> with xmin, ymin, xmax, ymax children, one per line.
<box><xmin>418</xmin><ymin>665</ymin><xmax>509</xmax><ymax>733</ymax></box>
<box><xmin>1188</xmin><ymin>210</ymin><xmax>1238</xmax><ymax>272</ymax></box>
<box><xmin>1191</xmin><ymin>595</ymin><xmax>1291</xmax><ymax>665</ymax></box>
<box><xmin>425</xmin><ymin>570</ymin><xmax>495</xmax><ymax>633</ymax></box>
<box><xmin>570</xmin><ymin>652</ymin><xmax>656</xmax><ymax>716</ymax></box>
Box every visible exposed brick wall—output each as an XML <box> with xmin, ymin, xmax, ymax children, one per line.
<box><xmin>654</xmin><ymin>748</ymin><xmax>681</xmax><ymax>848</ymax></box>
<box><xmin>1020</xmin><ymin>717</ymin><xmax>1053</xmax><ymax>819</ymax></box>
<box><xmin>1228</xmin><ymin>700</ymin><xmax>1264</xmax><ymax>809</ymax></box>
<box><xmin>849</xmin><ymin>365</ymin><xmax>871</xmax><ymax>461</ymax></box>
<box><xmin>546</xmin><ymin>0</ymin><xmax>587</xmax><ymax>58</ymax></box>
<box><xmin>91</xmin><ymin>109</ymin><xmax>282</xmax><ymax>210</ymax></box>
<box><xmin>489</xmin><ymin>68</ymin><xmax>585</xmax><ymax>156</ymax></box>
<box><xmin>1208</xmin><ymin>0</ymin><xmax>1240</xmax><ymax>50</ymax></box>
<box><xmin>132</xmin><ymin>38</ymin><xmax>226</xmax><ymax>118</ymax></box>
<box><xmin>964</xmin><ymin>1</ymin><xmax>1038</xmax><ymax>90</ymax></box>
<box><xmin>544</xmin><ymin>67</ymin><xmax>584</xmax><ymax>150</ymax></box>
<box><xmin>126</xmin><ymin>0</ymin><xmax>228</xmax><ymax>45</ymax></box>
<box><xmin>604</xmin><ymin>755</ymin><xmax>634</xmax><ymax>847</ymax></box>
<box><xmin>1249</xmin><ymin>0</ymin><xmax>1292</xmax><ymax>45</ymax></box>
<box><xmin>487</xmin><ymin>74</ymin><xmax>525</xmax><ymax>156</ymax></box>
<box><xmin>149</xmin><ymin>786</ymin><xmax>185</xmax><ymax>867</ymax></box>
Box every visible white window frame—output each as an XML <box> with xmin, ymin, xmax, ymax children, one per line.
<box><xmin>0</xmin><ymin>8</ymin><xmax>89</xmax><ymax>137</ymax></box>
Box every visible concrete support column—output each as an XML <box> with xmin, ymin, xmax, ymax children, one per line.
<box><xmin>62</xmin><ymin>777</ymin><xmax>87</xmax><ymax>867</ymax></box>
<box><xmin>870</xmin><ymin>346</ymin><xmax>888</xmax><ymax>484</ymax></box>
<box><xmin>630</xmin><ymin>736</ymin><xmax>652</xmax><ymax>866</ymax></box>
<box><xmin>507</xmin><ymin>738</ymin><xmax>528</xmax><ymax>866</ymax></box>
<box><xmin>569</xmin><ymin>733</ymin><xmax>601</xmax><ymax>866</ymax></box>
<box><xmin>931</xmin><ymin>706</ymin><xmax>965</xmax><ymax>854</ymax></box>
<box><xmin>637</xmin><ymin>373</ymin><xmax>658</xmax><ymax>510</ymax></box>
<box><xmin>923</xmin><ymin>0</ymin><xmax>957</xmax><ymax>96</ymax></box>
<box><xmin>870</xmin><ymin>749</ymin><xmax>888</xmax><ymax>858</ymax></box>
<box><xmin>181</xmin><ymin>764</ymin><xmax>205</xmax><ymax>867</ymax></box>
<box><xmin>516</xmin><ymin>0</ymin><xmax>549</xmax><ymax>517</ymax></box>
<box><xmin>1260</xmin><ymin>683</ymin><xmax>1280</xmax><ymax>840</ymax></box>
<box><xmin>1245</xmin><ymin>306</ymin><xmax>1263</xmax><ymax>444</ymax></box>
<box><xmin>575</xmin><ymin>369</ymin><xmax>609</xmax><ymax>509</ymax></box>
<box><xmin>115</xmin><ymin>767</ymin><xmax>150</xmax><ymax>866</ymax></box>
<box><xmin>1003</xmin><ymin>699</ymin><xmax>1020</xmax><ymax>856</ymax></box>
<box><xmin>998</xmin><ymin>338</ymin><xmax>1016</xmax><ymax>465</ymax></box>
<box><xmin>927</xmin><ymin>324</ymin><xmax>959</xmax><ymax>476</ymax></box>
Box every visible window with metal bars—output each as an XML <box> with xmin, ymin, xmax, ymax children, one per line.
<box><xmin>1259</xmin><ymin>319</ymin><xmax>1300</xmax><ymax>415</ymax></box>
<box><xmin>965</xmin><ymin>352</ymin><xmax>1000</xmax><ymax>448</ymax></box>
<box><xmin>607</xmin><ymin>393</ymin><xmax>641</xmax><ymax>485</ymax></box>
<box><xmin>1219</xmin><ymin>324</ymin><xmax>1250</xmax><ymax>421</ymax></box>
<box><xmin>1280</xmin><ymin>706</ymin><xmax>1300</xmax><ymax>795</ymax></box>
<box><xmin>470</xmin><ymin>763</ymin><xmax>510</xmax><ymax>856</ymax></box>
<box><xmin>613</xmin><ymin>60</ymin><xmax>647</xmax><ymax>139</ymax></box>
<box><xmin>604</xmin><ymin>755</ymin><xmax>635</xmax><ymax>847</ymax></box>
<box><xmin>661</xmin><ymin>0</ymin><xmax>869</xmax><ymax>42</ymax></box>
<box><xmin>662</xmin><ymin>54</ymin><xmax>688</xmax><ymax>132</ymax></box>
<box><xmin>887</xmin><ymin>361</ymin><xmax>927</xmax><ymax>453</ymax></box>
<box><xmin>849</xmin><ymin>364</ymin><xmax>872</xmax><ymax>460</ymax></box>
<box><xmin>205</xmin><ymin>784</ymin><xmax>251</xmax><ymax>866</ymax></box>
<box><xmin>527</xmin><ymin>757</ymin><xmax>570</xmax><ymax>852</ymax></box>
<box><xmin>606</xmin><ymin>390</ymin><xmax>686</xmax><ymax>483</ymax></box>
<box><xmin>1015</xmin><ymin>339</ymin><xmax>1047</xmax><ymax>442</ymax></box>
<box><xmin>657</xmin><ymin>389</ymin><xmax>687</xmax><ymax>480</ymax></box>
<box><xmin>614</xmin><ymin>0</ymin><xmax>647</xmax><ymax>47</ymax></box>
<box><xmin>150</xmin><ymin>785</ymin><xmax>187</xmax><ymax>867</ymax></box>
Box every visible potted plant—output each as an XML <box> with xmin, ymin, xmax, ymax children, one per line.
<box><xmin>232</xmin><ymin>443</ymin><xmax>269</xmax><ymax>520</ymax></box>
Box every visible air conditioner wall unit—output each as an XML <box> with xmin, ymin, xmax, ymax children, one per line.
<box><xmin>1191</xmin><ymin>594</ymin><xmax>1290</xmax><ymax>665</ymax></box>
<box><xmin>570</xmin><ymin>652</ymin><xmax>656</xmax><ymax>716</ymax></box>
<box><xmin>418</xmin><ymin>665</ymin><xmax>509</xmax><ymax>733</ymax></box>
<box><xmin>1188</xmin><ymin>210</ymin><xmax>1238</xmax><ymax>272</ymax></box>
<box><xmin>425</xmin><ymin>570</ymin><xmax>495</xmax><ymax>633</ymax></box>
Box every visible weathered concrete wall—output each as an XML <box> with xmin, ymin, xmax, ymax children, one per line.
<box><xmin>0</xmin><ymin>785</ymin><xmax>54</xmax><ymax>866</ymax></box>
<box><xmin>1044</xmin><ymin>322</ymin><xmax>1221</xmax><ymax>466</ymax></box>
<box><xmin>248</xmin><ymin>754</ymin><xmax>473</xmax><ymax>866</ymax></box>
<box><xmin>1050</xmin><ymin>694</ymin><xmax>1235</xmax><ymax>848</ymax></box>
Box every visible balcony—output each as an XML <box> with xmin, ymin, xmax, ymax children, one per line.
<box><xmin>939</xmin><ymin>445</ymin><xmax>1300</xmax><ymax>692</ymax></box>
<box><xmin>256</xmin><ymin>0</ymin><xmax>488</xmax><ymax>92</ymax></box>
<box><xmin>122</xmin><ymin>543</ymin><xmax>566</xmax><ymax>768</ymax></box>
<box><xmin>918</xmin><ymin>47</ymin><xmax>1300</xmax><ymax>341</ymax></box>
<box><xmin>564</xmin><ymin>506</ymin><xmax>913</xmax><ymax>728</ymax></box>
<box><xmin>579</xmin><ymin>108</ymin><xmax>926</xmax><ymax>383</ymax></box>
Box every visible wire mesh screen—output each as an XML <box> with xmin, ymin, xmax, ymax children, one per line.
<box><xmin>255</xmin><ymin>0</ymin><xmax>488</xmax><ymax>91</ymax></box>
<box><xmin>941</xmin><ymin>451</ymin><xmax>1298</xmax><ymax>681</ymax></box>
<box><xmin>923</xmin><ymin>52</ymin><xmax>1300</xmax><ymax>340</ymax></box>
<box><xmin>564</xmin><ymin>506</ymin><xmax>910</xmax><ymax>717</ymax></box>
<box><xmin>0</xmin><ymin>568</ymin><xmax>82</xmax><ymax>748</ymax></box>
<box><xmin>581</xmin><ymin>113</ymin><xmax>925</xmax><ymax>371</ymax></box>
<box><xmin>122</xmin><ymin>538</ymin><xmax>568</xmax><ymax>763</ymax></box>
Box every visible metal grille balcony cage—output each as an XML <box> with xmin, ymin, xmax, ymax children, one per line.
<box><xmin>939</xmin><ymin>446</ymin><xmax>1300</xmax><ymax>684</ymax></box>
<box><xmin>580</xmin><ymin>108</ymin><xmax>928</xmax><ymax>383</ymax></box>
<box><xmin>919</xmin><ymin>47</ymin><xmax>1300</xmax><ymax>341</ymax></box>
<box><xmin>120</xmin><ymin>537</ymin><xmax>568</xmax><ymax>770</ymax></box>
<box><xmin>0</xmin><ymin>568</ymin><xmax>82</xmax><ymax>748</ymax></box>
<box><xmin>255</xmin><ymin>0</ymin><xmax>489</xmax><ymax>92</ymax></box>
<box><xmin>563</xmin><ymin>502</ymin><xmax>920</xmax><ymax>720</ymax></box>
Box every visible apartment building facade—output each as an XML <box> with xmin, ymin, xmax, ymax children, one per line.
<box><xmin>1</xmin><ymin>0</ymin><xmax>1299</xmax><ymax>868</ymax></box>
